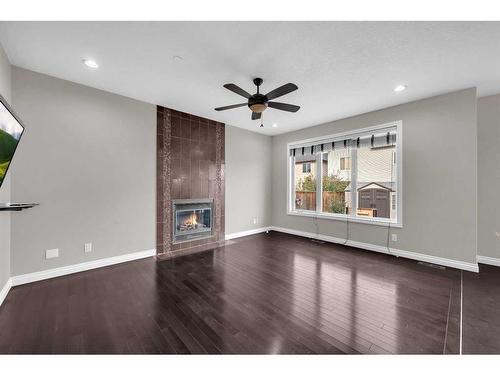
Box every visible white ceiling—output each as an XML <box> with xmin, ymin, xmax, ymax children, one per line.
<box><xmin>1</xmin><ymin>21</ymin><xmax>500</xmax><ymax>135</ymax></box>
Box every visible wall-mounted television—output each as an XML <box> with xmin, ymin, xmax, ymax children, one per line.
<box><xmin>0</xmin><ymin>93</ymin><xmax>24</xmax><ymax>189</ymax></box>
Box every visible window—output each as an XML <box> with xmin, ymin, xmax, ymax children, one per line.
<box><xmin>294</xmin><ymin>157</ymin><xmax>316</xmax><ymax>211</ymax></box>
<box><xmin>322</xmin><ymin>151</ymin><xmax>351</xmax><ymax>214</ymax></box>
<box><xmin>340</xmin><ymin>157</ymin><xmax>351</xmax><ymax>170</ymax></box>
<box><xmin>288</xmin><ymin>122</ymin><xmax>402</xmax><ymax>226</ymax></box>
<box><xmin>302</xmin><ymin>162</ymin><xmax>312</xmax><ymax>173</ymax></box>
<box><xmin>357</xmin><ymin>144</ymin><xmax>396</xmax><ymax>220</ymax></box>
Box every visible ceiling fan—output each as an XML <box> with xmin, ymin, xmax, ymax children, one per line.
<box><xmin>214</xmin><ymin>78</ymin><xmax>300</xmax><ymax>120</ymax></box>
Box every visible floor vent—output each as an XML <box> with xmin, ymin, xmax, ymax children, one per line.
<box><xmin>418</xmin><ymin>261</ymin><xmax>446</xmax><ymax>270</ymax></box>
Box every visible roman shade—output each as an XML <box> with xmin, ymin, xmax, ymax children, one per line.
<box><xmin>289</xmin><ymin>130</ymin><xmax>396</xmax><ymax>157</ymax></box>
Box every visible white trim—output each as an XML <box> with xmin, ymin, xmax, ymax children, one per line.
<box><xmin>287</xmin><ymin>143</ymin><xmax>294</xmax><ymax>214</ymax></box>
<box><xmin>270</xmin><ymin>226</ymin><xmax>479</xmax><ymax>273</ymax></box>
<box><xmin>225</xmin><ymin>227</ymin><xmax>270</xmax><ymax>240</ymax></box>
<box><xmin>396</xmin><ymin>122</ymin><xmax>403</xmax><ymax>226</ymax></box>
<box><xmin>460</xmin><ymin>270</ymin><xmax>463</xmax><ymax>355</ymax></box>
<box><xmin>477</xmin><ymin>255</ymin><xmax>500</xmax><ymax>267</ymax></box>
<box><xmin>286</xmin><ymin>121</ymin><xmax>403</xmax><ymax>228</ymax></box>
<box><xmin>0</xmin><ymin>277</ymin><xmax>12</xmax><ymax>307</ymax></box>
<box><xmin>286</xmin><ymin>210</ymin><xmax>403</xmax><ymax>228</ymax></box>
<box><xmin>11</xmin><ymin>249</ymin><xmax>156</xmax><ymax>287</ymax></box>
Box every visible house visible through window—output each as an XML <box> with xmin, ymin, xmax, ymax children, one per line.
<box><xmin>288</xmin><ymin>122</ymin><xmax>401</xmax><ymax>226</ymax></box>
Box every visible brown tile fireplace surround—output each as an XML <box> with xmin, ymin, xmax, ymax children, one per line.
<box><xmin>156</xmin><ymin>106</ymin><xmax>225</xmax><ymax>258</ymax></box>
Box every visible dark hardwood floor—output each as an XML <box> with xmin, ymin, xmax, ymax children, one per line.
<box><xmin>462</xmin><ymin>264</ymin><xmax>500</xmax><ymax>354</ymax></box>
<box><xmin>0</xmin><ymin>231</ymin><xmax>463</xmax><ymax>354</ymax></box>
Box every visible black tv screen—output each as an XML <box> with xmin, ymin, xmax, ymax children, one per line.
<box><xmin>0</xmin><ymin>94</ymin><xmax>24</xmax><ymax>188</ymax></box>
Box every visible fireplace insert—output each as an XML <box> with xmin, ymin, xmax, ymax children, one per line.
<box><xmin>172</xmin><ymin>199</ymin><xmax>213</xmax><ymax>243</ymax></box>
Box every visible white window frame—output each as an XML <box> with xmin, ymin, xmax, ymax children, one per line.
<box><xmin>287</xmin><ymin>121</ymin><xmax>403</xmax><ymax>228</ymax></box>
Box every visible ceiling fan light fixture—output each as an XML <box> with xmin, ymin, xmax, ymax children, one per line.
<box><xmin>249</xmin><ymin>103</ymin><xmax>268</xmax><ymax>113</ymax></box>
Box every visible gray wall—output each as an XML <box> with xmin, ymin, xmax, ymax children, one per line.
<box><xmin>0</xmin><ymin>44</ymin><xmax>11</xmax><ymax>287</ymax></box>
<box><xmin>9</xmin><ymin>68</ymin><xmax>273</xmax><ymax>275</ymax></box>
<box><xmin>11</xmin><ymin>68</ymin><xmax>156</xmax><ymax>276</ymax></box>
<box><xmin>477</xmin><ymin>94</ymin><xmax>500</xmax><ymax>259</ymax></box>
<box><xmin>4</xmin><ymin>65</ymin><xmax>484</xmax><ymax>275</ymax></box>
<box><xmin>225</xmin><ymin>125</ymin><xmax>272</xmax><ymax>234</ymax></box>
<box><xmin>271</xmin><ymin>88</ymin><xmax>478</xmax><ymax>264</ymax></box>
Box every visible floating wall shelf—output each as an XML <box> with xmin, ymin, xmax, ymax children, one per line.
<box><xmin>0</xmin><ymin>203</ymin><xmax>39</xmax><ymax>212</ymax></box>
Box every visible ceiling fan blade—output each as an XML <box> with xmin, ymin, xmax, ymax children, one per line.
<box><xmin>214</xmin><ymin>103</ymin><xmax>247</xmax><ymax>111</ymax></box>
<box><xmin>223</xmin><ymin>83</ymin><xmax>251</xmax><ymax>99</ymax></box>
<box><xmin>251</xmin><ymin>112</ymin><xmax>261</xmax><ymax>120</ymax></box>
<box><xmin>265</xmin><ymin>83</ymin><xmax>298</xmax><ymax>100</ymax></box>
<box><xmin>268</xmin><ymin>102</ymin><xmax>300</xmax><ymax>112</ymax></box>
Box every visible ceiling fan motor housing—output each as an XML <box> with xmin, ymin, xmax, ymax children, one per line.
<box><xmin>248</xmin><ymin>93</ymin><xmax>268</xmax><ymax>113</ymax></box>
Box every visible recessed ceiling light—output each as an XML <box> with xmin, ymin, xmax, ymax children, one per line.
<box><xmin>394</xmin><ymin>84</ymin><xmax>407</xmax><ymax>92</ymax></box>
<box><xmin>82</xmin><ymin>59</ymin><xmax>99</xmax><ymax>69</ymax></box>
<box><xmin>172</xmin><ymin>55</ymin><xmax>184</xmax><ymax>61</ymax></box>
<box><xmin>272</xmin><ymin>123</ymin><xmax>278</xmax><ymax>128</ymax></box>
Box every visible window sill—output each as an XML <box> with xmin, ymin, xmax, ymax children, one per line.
<box><xmin>286</xmin><ymin>210</ymin><xmax>403</xmax><ymax>228</ymax></box>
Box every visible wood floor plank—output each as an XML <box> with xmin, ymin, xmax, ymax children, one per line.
<box><xmin>462</xmin><ymin>265</ymin><xmax>500</xmax><ymax>354</ymax></box>
<box><xmin>0</xmin><ymin>231</ymin><xmax>463</xmax><ymax>354</ymax></box>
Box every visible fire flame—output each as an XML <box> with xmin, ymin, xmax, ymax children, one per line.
<box><xmin>184</xmin><ymin>212</ymin><xmax>198</xmax><ymax>227</ymax></box>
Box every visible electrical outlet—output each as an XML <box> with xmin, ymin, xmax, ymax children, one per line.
<box><xmin>84</xmin><ymin>243</ymin><xmax>92</xmax><ymax>253</ymax></box>
<box><xmin>45</xmin><ymin>248</ymin><xmax>59</xmax><ymax>259</ymax></box>
<box><xmin>391</xmin><ymin>234</ymin><xmax>398</xmax><ymax>242</ymax></box>
<box><xmin>253</xmin><ymin>218</ymin><xmax>258</xmax><ymax>224</ymax></box>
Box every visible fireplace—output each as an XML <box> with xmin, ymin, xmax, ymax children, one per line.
<box><xmin>157</xmin><ymin>106</ymin><xmax>224</xmax><ymax>256</ymax></box>
<box><xmin>173</xmin><ymin>199</ymin><xmax>213</xmax><ymax>243</ymax></box>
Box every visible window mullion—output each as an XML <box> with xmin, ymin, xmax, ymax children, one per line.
<box><xmin>351</xmin><ymin>146</ymin><xmax>357</xmax><ymax>217</ymax></box>
<box><xmin>316</xmin><ymin>151</ymin><xmax>322</xmax><ymax>213</ymax></box>
<box><xmin>290</xmin><ymin>155</ymin><xmax>296</xmax><ymax>212</ymax></box>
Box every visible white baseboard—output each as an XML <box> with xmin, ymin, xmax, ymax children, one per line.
<box><xmin>270</xmin><ymin>226</ymin><xmax>479</xmax><ymax>273</ymax></box>
<box><xmin>11</xmin><ymin>249</ymin><xmax>156</xmax><ymax>287</ymax></box>
<box><xmin>0</xmin><ymin>277</ymin><xmax>12</xmax><ymax>308</ymax></box>
<box><xmin>225</xmin><ymin>227</ymin><xmax>270</xmax><ymax>240</ymax></box>
<box><xmin>0</xmin><ymin>228</ymin><xmax>481</xmax><ymax>305</ymax></box>
<box><xmin>477</xmin><ymin>255</ymin><xmax>500</xmax><ymax>267</ymax></box>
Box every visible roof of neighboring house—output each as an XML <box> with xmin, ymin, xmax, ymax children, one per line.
<box><xmin>344</xmin><ymin>181</ymin><xmax>395</xmax><ymax>192</ymax></box>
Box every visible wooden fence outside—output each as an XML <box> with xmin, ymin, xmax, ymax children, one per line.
<box><xmin>295</xmin><ymin>191</ymin><xmax>346</xmax><ymax>212</ymax></box>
